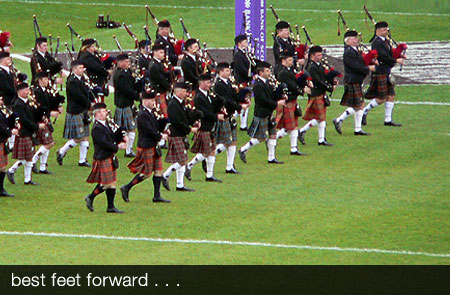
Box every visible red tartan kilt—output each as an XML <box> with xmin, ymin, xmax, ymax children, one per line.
<box><xmin>303</xmin><ymin>95</ymin><xmax>327</xmax><ymax>121</ymax></box>
<box><xmin>0</xmin><ymin>141</ymin><xmax>8</xmax><ymax>169</ymax></box>
<box><xmin>127</xmin><ymin>147</ymin><xmax>163</xmax><ymax>176</ymax></box>
<box><xmin>191</xmin><ymin>131</ymin><xmax>215</xmax><ymax>155</ymax></box>
<box><xmin>364</xmin><ymin>73</ymin><xmax>395</xmax><ymax>100</ymax></box>
<box><xmin>12</xmin><ymin>136</ymin><xmax>34</xmax><ymax>161</ymax></box>
<box><xmin>156</xmin><ymin>92</ymin><xmax>168</xmax><ymax>118</ymax></box>
<box><xmin>35</xmin><ymin>124</ymin><xmax>54</xmax><ymax>146</ymax></box>
<box><xmin>86</xmin><ymin>157</ymin><xmax>117</xmax><ymax>185</ymax></box>
<box><xmin>165</xmin><ymin>136</ymin><xmax>188</xmax><ymax>164</ymax></box>
<box><xmin>276</xmin><ymin>102</ymin><xmax>298</xmax><ymax>131</ymax></box>
<box><xmin>341</xmin><ymin>83</ymin><xmax>364</xmax><ymax>107</ymax></box>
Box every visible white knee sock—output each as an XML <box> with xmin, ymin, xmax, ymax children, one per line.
<box><xmin>8</xmin><ymin>160</ymin><xmax>25</xmax><ymax>173</ymax></box>
<box><xmin>215</xmin><ymin>144</ymin><xmax>226</xmax><ymax>155</ymax></box>
<box><xmin>24</xmin><ymin>162</ymin><xmax>33</xmax><ymax>183</ymax></box>
<box><xmin>126</xmin><ymin>132</ymin><xmax>136</xmax><ymax>154</ymax></box>
<box><xmin>79</xmin><ymin>141</ymin><xmax>89</xmax><ymax>163</ymax></box>
<box><xmin>60</xmin><ymin>139</ymin><xmax>77</xmax><ymax>156</ymax></box>
<box><xmin>300</xmin><ymin>119</ymin><xmax>318</xmax><ymax>133</ymax></box>
<box><xmin>363</xmin><ymin>99</ymin><xmax>379</xmax><ymax>115</ymax></box>
<box><xmin>206</xmin><ymin>156</ymin><xmax>215</xmax><ymax>178</ymax></box>
<box><xmin>226</xmin><ymin>146</ymin><xmax>236</xmax><ymax>170</ymax></box>
<box><xmin>355</xmin><ymin>110</ymin><xmax>364</xmax><ymax>132</ymax></box>
<box><xmin>240</xmin><ymin>108</ymin><xmax>249</xmax><ymax>128</ymax></box>
<box><xmin>337</xmin><ymin>108</ymin><xmax>356</xmax><ymax>123</ymax></box>
<box><xmin>40</xmin><ymin>148</ymin><xmax>50</xmax><ymax>171</ymax></box>
<box><xmin>187</xmin><ymin>153</ymin><xmax>205</xmax><ymax>169</ymax></box>
<box><xmin>176</xmin><ymin>166</ymin><xmax>186</xmax><ymax>188</ymax></box>
<box><xmin>276</xmin><ymin>128</ymin><xmax>288</xmax><ymax>139</ymax></box>
<box><xmin>32</xmin><ymin>146</ymin><xmax>48</xmax><ymax>165</ymax></box>
<box><xmin>318</xmin><ymin>121</ymin><xmax>326</xmax><ymax>142</ymax></box>
<box><xmin>289</xmin><ymin>130</ymin><xmax>298</xmax><ymax>152</ymax></box>
<box><xmin>267</xmin><ymin>139</ymin><xmax>277</xmax><ymax>161</ymax></box>
<box><xmin>240</xmin><ymin>138</ymin><xmax>260</xmax><ymax>153</ymax></box>
<box><xmin>385</xmin><ymin>101</ymin><xmax>395</xmax><ymax>122</ymax></box>
<box><xmin>163</xmin><ymin>162</ymin><xmax>181</xmax><ymax>179</ymax></box>
<box><xmin>8</xmin><ymin>135</ymin><xmax>15</xmax><ymax>150</ymax></box>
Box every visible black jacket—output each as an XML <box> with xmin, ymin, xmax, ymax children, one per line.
<box><xmin>194</xmin><ymin>90</ymin><xmax>218</xmax><ymax>132</ymax></box>
<box><xmin>277</xmin><ymin>66</ymin><xmax>301</xmax><ymax>102</ymax></box>
<box><xmin>12</xmin><ymin>98</ymin><xmax>39</xmax><ymax>137</ymax></box>
<box><xmin>155</xmin><ymin>35</ymin><xmax>178</xmax><ymax>66</ymax></box>
<box><xmin>137</xmin><ymin>107</ymin><xmax>163</xmax><ymax>148</ymax></box>
<box><xmin>0</xmin><ymin>111</ymin><xmax>12</xmax><ymax>143</ymax></box>
<box><xmin>66</xmin><ymin>74</ymin><xmax>91</xmax><ymax>115</ymax></box>
<box><xmin>181</xmin><ymin>55</ymin><xmax>201</xmax><ymax>89</ymax></box>
<box><xmin>146</xmin><ymin>59</ymin><xmax>171</xmax><ymax>93</ymax></box>
<box><xmin>138</xmin><ymin>53</ymin><xmax>150</xmax><ymax>72</ymax></box>
<box><xmin>113</xmin><ymin>69</ymin><xmax>140</xmax><ymax>108</ymax></box>
<box><xmin>30</xmin><ymin>52</ymin><xmax>62</xmax><ymax>82</ymax></box>
<box><xmin>91</xmin><ymin>120</ymin><xmax>119</xmax><ymax>160</ymax></box>
<box><xmin>273</xmin><ymin>36</ymin><xmax>296</xmax><ymax>65</ymax></box>
<box><xmin>0</xmin><ymin>67</ymin><xmax>16</xmax><ymax>107</ymax></box>
<box><xmin>214</xmin><ymin>78</ymin><xmax>242</xmax><ymax>116</ymax></box>
<box><xmin>306</xmin><ymin>61</ymin><xmax>333</xmax><ymax>97</ymax></box>
<box><xmin>78</xmin><ymin>51</ymin><xmax>109</xmax><ymax>86</ymax></box>
<box><xmin>168</xmin><ymin>96</ymin><xmax>191</xmax><ymax>137</ymax></box>
<box><xmin>232</xmin><ymin>49</ymin><xmax>251</xmax><ymax>84</ymax></box>
<box><xmin>33</xmin><ymin>86</ymin><xmax>64</xmax><ymax>118</ymax></box>
<box><xmin>253</xmin><ymin>78</ymin><xmax>277</xmax><ymax>118</ymax></box>
<box><xmin>372</xmin><ymin>36</ymin><xmax>396</xmax><ymax>75</ymax></box>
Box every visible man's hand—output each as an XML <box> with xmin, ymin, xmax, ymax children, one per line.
<box><xmin>118</xmin><ymin>142</ymin><xmax>127</xmax><ymax>149</ymax></box>
<box><xmin>50</xmin><ymin>111</ymin><xmax>60</xmax><ymax>118</ymax></box>
<box><xmin>12</xmin><ymin>128</ymin><xmax>19</xmax><ymax>136</ymax></box>
<box><xmin>277</xmin><ymin>99</ymin><xmax>286</xmax><ymax>106</ymax></box>
<box><xmin>38</xmin><ymin>123</ymin><xmax>46</xmax><ymax>129</ymax></box>
<box><xmin>56</xmin><ymin>77</ymin><xmax>64</xmax><ymax>85</ymax></box>
<box><xmin>217</xmin><ymin>114</ymin><xmax>225</xmax><ymax>121</ymax></box>
<box><xmin>178</xmin><ymin>54</ymin><xmax>185</xmax><ymax>60</ymax></box>
<box><xmin>162</xmin><ymin>133</ymin><xmax>169</xmax><ymax>141</ymax></box>
<box><xmin>396</xmin><ymin>58</ymin><xmax>405</xmax><ymax>65</ymax></box>
<box><xmin>368</xmin><ymin>65</ymin><xmax>376</xmax><ymax>72</ymax></box>
<box><xmin>191</xmin><ymin>127</ymin><xmax>199</xmax><ymax>133</ymax></box>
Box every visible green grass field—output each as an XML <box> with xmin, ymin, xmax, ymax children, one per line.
<box><xmin>0</xmin><ymin>0</ymin><xmax>449</xmax><ymax>265</ymax></box>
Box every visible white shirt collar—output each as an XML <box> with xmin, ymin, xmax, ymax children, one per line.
<box><xmin>96</xmin><ymin>119</ymin><xmax>107</xmax><ymax>126</ymax></box>
<box><xmin>219</xmin><ymin>77</ymin><xmax>229</xmax><ymax>84</ymax></box>
<box><xmin>38</xmin><ymin>50</ymin><xmax>46</xmax><ymax>58</ymax></box>
<box><xmin>379</xmin><ymin>36</ymin><xmax>386</xmax><ymax>41</ymax></box>
<box><xmin>351</xmin><ymin>46</ymin><xmax>358</xmax><ymax>52</ymax></box>
<box><xmin>257</xmin><ymin>75</ymin><xmax>266</xmax><ymax>83</ymax></box>
<box><xmin>162</xmin><ymin>36</ymin><xmax>168</xmax><ymax>40</ymax></box>
<box><xmin>0</xmin><ymin>65</ymin><xmax>10</xmax><ymax>74</ymax></box>
<box><xmin>198</xmin><ymin>88</ymin><xmax>208</xmax><ymax>97</ymax></box>
<box><xmin>18</xmin><ymin>96</ymin><xmax>27</xmax><ymax>103</ymax></box>
<box><xmin>187</xmin><ymin>52</ymin><xmax>196</xmax><ymax>60</ymax></box>
<box><xmin>143</xmin><ymin>105</ymin><xmax>153</xmax><ymax>113</ymax></box>
<box><xmin>74</xmin><ymin>74</ymin><xmax>82</xmax><ymax>80</ymax></box>
<box><xmin>154</xmin><ymin>57</ymin><xmax>162</xmax><ymax>63</ymax></box>
<box><xmin>173</xmin><ymin>95</ymin><xmax>183</xmax><ymax>104</ymax></box>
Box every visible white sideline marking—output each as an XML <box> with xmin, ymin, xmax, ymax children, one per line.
<box><xmin>0</xmin><ymin>231</ymin><xmax>449</xmax><ymax>258</ymax></box>
<box><xmin>1</xmin><ymin>0</ymin><xmax>449</xmax><ymax>17</ymax></box>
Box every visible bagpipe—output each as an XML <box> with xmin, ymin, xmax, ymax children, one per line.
<box><xmin>268</xmin><ymin>74</ymin><xmax>288</xmax><ymax>101</ymax></box>
<box><xmin>112</xmin><ymin>34</ymin><xmax>144</xmax><ymax>82</ymax></box>
<box><xmin>106</xmin><ymin>110</ymin><xmax>127</xmax><ymax>143</ymax></box>
<box><xmin>337</xmin><ymin>10</ymin><xmax>378</xmax><ymax>66</ymax></box>
<box><xmin>33</xmin><ymin>15</ymin><xmax>63</xmax><ymax>76</ymax></box>
<box><xmin>0</xmin><ymin>100</ymin><xmax>19</xmax><ymax>130</ymax></box>
<box><xmin>182</xmin><ymin>83</ymin><xmax>203</xmax><ymax>127</ymax></box>
<box><xmin>229</xmin><ymin>74</ymin><xmax>252</xmax><ymax>104</ymax></box>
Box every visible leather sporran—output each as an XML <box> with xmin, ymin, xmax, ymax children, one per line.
<box><xmin>323</xmin><ymin>95</ymin><xmax>331</xmax><ymax>107</ymax></box>
<box><xmin>112</xmin><ymin>156</ymin><xmax>119</xmax><ymax>169</ymax></box>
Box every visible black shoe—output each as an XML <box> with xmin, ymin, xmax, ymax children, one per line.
<box><xmin>107</xmin><ymin>207</ymin><xmax>124</xmax><ymax>213</ymax></box>
<box><xmin>6</xmin><ymin>171</ymin><xmax>15</xmax><ymax>185</ymax></box>
<box><xmin>318</xmin><ymin>140</ymin><xmax>333</xmax><ymax>146</ymax></box>
<box><xmin>202</xmin><ymin>160</ymin><xmax>207</xmax><ymax>173</ymax></box>
<box><xmin>56</xmin><ymin>149</ymin><xmax>64</xmax><ymax>165</ymax></box>
<box><xmin>240</xmin><ymin>127</ymin><xmax>247</xmax><ymax>131</ymax></box>
<box><xmin>206</xmin><ymin>176</ymin><xmax>223</xmax><ymax>183</ymax></box>
<box><xmin>268</xmin><ymin>158</ymin><xmax>284</xmax><ymax>164</ymax></box>
<box><xmin>184</xmin><ymin>166</ymin><xmax>192</xmax><ymax>181</ymax></box>
<box><xmin>120</xmin><ymin>185</ymin><xmax>130</xmax><ymax>202</ymax></box>
<box><xmin>152</xmin><ymin>196</ymin><xmax>171</xmax><ymax>203</ymax></box>
<box><xmin>362</xmin><ymin>113</ymin><xmax>367</xmax><ymax>126</ymax></box>
<box><xmin>176</xmin><ymin>186</ymin><xmax>195</xmax><ymax>192</ymax></box>
<box><xmin>162</xmin><ymin>177</ymin><xmax>170</xmax><ymax>191</ymax></box>
<box><xmin>384</xmin><ymin>121</ymin><xmax>402</xmax><ymax>127</ymax></box>
<box><xmin>124</xmin><ymin>152</ymin><xmax>136</xmax><ymax>158</ymax></box>
<box><xmin>298</xmin><ymin>130</ymin><xmax>306</xmax><ymax>145</ymax></box>
<box><xmin>32</xmin><ymin>164</ymin><xmax>39</xmax><ymax>174</ymax></box>
<box><xmin>24</xmin><ymin>180</ymin><xmax>40</xmax><ymax>185</ymax></box>
<box><xmin>354</xmin><ymin>130</ymin><xmax>371</xmax><ymax>136</ymax></box>
<box><xmin>333</xmin><ymin>118</ymin><xmax>342</xmax><ymax>135</ymax></box>
<box><xmin>0</xmin><ymin>190</ymin><xmax>14</xmax><ymax>197</ymax></box>
<box><xmin>85</xmin><ymin>195</ymin><xmax>94</xmax><ymax>212</ymax></box>
<box><xmin>226</xmin><ymin>168</ymin><xmax>242</xmax><ymax>174</ymax></box>
<box><xmin>238</xmin><ymin>149</ymin><xmax>247</xmax><ymax>163</ymax></box>
<box><xmin>290</xmin><ymin>150</ymin><xmax>308</xmax><ymax>156</ymax></box>
<box><xmin>78</xmin><ymin>161</ymin><xmax>91</xmax><ymax>167</ymax></box>
<box><xmin>39</xmin><ymin>169</ymin><xmax>54</xmax><ymax>175</ymax></box>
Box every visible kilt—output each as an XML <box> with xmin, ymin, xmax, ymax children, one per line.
<box><xmin>12</xmin><ymin>136</ymin><xmax>34</xmax><ymax>161</ymax></box>
<box><xmin>34</xmin><ymin>123</ymin><xmax>54</xmax><ymax>146</ymax></box>
<box><xmin>86</xmin><ymin>157</ymin><xmax>117</xmax><ymax>185</ymax></box>
<box><xmin>114</xmin><ymin>107</ymin><xmax>136</xmax><ymax>131</ymax></box>
<box><xmin>63</xmin><ymin>113</ymin><xmax>89</xmax><ymax>139</ymax></box>
<box><xmin>165</xmin><ymin>136</ymin><xmax>188</xmax><ymax>164</ymax></box>
<box><xmin>0</xmin><ymin>141</ymin><xmax>8</xmax><ymax>169</ymax></box>
<box><xmin>127</xmin><ymin>147</ymin><xmax>163</xmax><ymax>176</ymax></box>
<box><xmin>248</xmin><ymin>116</ymin><xmax>276</xmax><ymax>140</ymax></box>
<box><xmin>303</xmin><ymin>95</ymin><xmax>327</xmax><ymax>121</ymax></box>
<box><xmin>364</xmin><ymin>73</ymin><xmax>395</xmax><ymax>100</ymax></box>
<box><xmin>156</xmin><ymin>92</ymin><xmax>168</xmax><ymax>118</ymax></box>
<box><xmin>191</xmin><ymin>130</ymin><xmax>215</xmax><ymax>155</ymax></box>
<box><xmin>341</xmin><ymin>83</ymin><xmax>364</xmax><ymax>107</ymax></box>
<box><xmin>216</xmin><ymin>119</ymin><xmax>237</xmax><ymax>145</ymax></box>
<box><xmin>275</xmin><ymin>102</ymin><xmax>298</xmax><ymax>131</ymax></box>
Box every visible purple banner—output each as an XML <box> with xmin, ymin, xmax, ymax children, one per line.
<box><xmin>235</xmin><ymin>0</ymin><xmax>266</xmax><ymax>61</ymax></box>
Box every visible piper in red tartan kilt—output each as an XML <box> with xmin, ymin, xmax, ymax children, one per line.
<box><xmin>361</xmin><ymin>21</ymin><xmax>405</xmax><ymax>127</ymax></box>
<box><xmin>84</xmin><ymin>103</ymin><xmax>127</xmax><ymax>214</ymax></box>
<box><xmin>0</xmin><ymin>95</ymin><xmax>18</xmax><ymax>197</ymax></box>
<box><xmin>333</xmin><ymin>31</ymin><xmax>376</xmax><ymax>136</ymax></box>
<box><xmin>120</xmin><ymin>91</ymin><xmax>171</xmax><ymax>203</ymax></box>
<box><xmin>298</xmin><ymin>46</ymin><xmax>336</xmax><ymax>146</ymax></box>
<box><xmin>162</xmin><ymin>82</ymin><xmax>200</xmax><ymax>192</ymax></box>
<box><xmin>185</xmin><ymin>74</ymin><xmax>224</xmax><ymax>183</ymax></box>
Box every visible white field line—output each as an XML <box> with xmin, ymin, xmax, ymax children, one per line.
<box><xmin>1</xmin><ymin>231</ymin><xmax>449</xmax><ymax>258</ymax></box>
<box><xmin>0</xmin><ymin>0</ymin><xmax>449</xmax><ymax>17</ymax></box>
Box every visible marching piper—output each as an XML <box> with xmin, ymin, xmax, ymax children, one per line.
<box><xmin>0</xmin><ymin>95</ymin><xmax>18</xmax><ymax>196</ymax></box>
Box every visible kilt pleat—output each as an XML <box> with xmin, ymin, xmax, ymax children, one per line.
<box><xmin>303</xmin><ymin>95</ymin><xmax>327</xmax><ymax>121</ymax></box>
<box><xmin>248</xmin><ymin>116</ymin><xmax>275</xmax><ymax>140</ymax></box>
<box><xmin>165</xmin><ymin>136</ymin><xmax>188</xmax><ymax>164</ymax></box>
<box><xmin>34</xmin><ymin>123</ymin><xmax>54</xmax><ymax>146</ymax></box>
<box><xmin>63</xmin><ymin>113</ymin><xmax>89</xmax><ymax>139</ymax></box>
<box><xmin>275</xmin><ymin>102</ymin><xmax>298</xmax><ymax>131</ymax></box>
<box><xmin>216</xmin><ymin>120</ymin><xmax>237</xmax><ymax>145</ymax></box>
<box><xmin>0</xmin><ymin>141</ymin><xmax>8</xmax><ymax>169</ymax></box>
<box><xmin>127</xmin><ymin>147</ymin><xmax>163</xmax><ymax>175</ymax></box>
<box><xmin>191</xmin><ymin>131</ymin><xmax>215</xmax><ymax>155</ymax></box>
<box><xmin>114</xmin><ymin>106</ymin><xmax>136</xmax><ymax>131</ymax></box>
<box><xmin>156</xmin><ymin>93</ymin><xmax>168</xmax><ymax>118</ymax></box>
<box><xmin>364</xmin><ymin>73</ymin><xmax>395</xmax><ymax>100</ymax></box>
<box><xmin>86</xmin><ymin>157</ymin><xmax>117</xmax><ymax>184</ymax></box>
<box><xmin>12</xmin><ymin>136</ymin><xmax>34</xmax><ymax>161</ymax></box>
<box><xmin>341</xmin><ymin>83</ymin><xmax>364</xmax><ymax>107</ymax></box>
